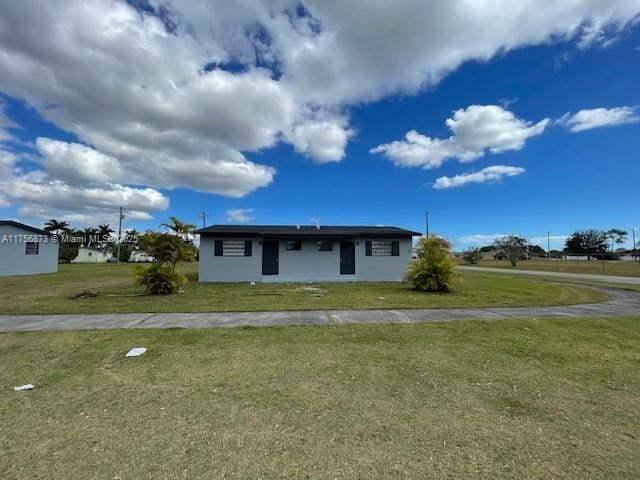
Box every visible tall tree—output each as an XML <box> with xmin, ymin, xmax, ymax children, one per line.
<box><xmin>565</xmin><ymin>230</ymin><xmax>607</xmax><ymax>258</ymax></box>
<box><xmin>161</xmin><ymin>216</ymin><xmax>196</xmax><ymax>242</ymax></box>
<box><xmin>81</xmin><ymin>227</ymin><xmax>98</xmax><ymax>247</ymax></box>
<box><xmin>43</xmin><ymin>219</ymin><xmax>69</xmax><ymax>236</ymax></box>
<box><xmin>97</xmin><ymin>224</ymin><xmax>114</xmax><ymax>248</ymax></box>
<box><xmin>605</xmin><ymin>229</ymin><xmax>628</xmax><ymax>252</ymax></box>
<box><xmin>493</xmin><ymin>235</ymin><xmax>529</xmax><ymax>266</ymax></box>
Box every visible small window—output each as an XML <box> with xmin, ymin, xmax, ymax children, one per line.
<box><xmin>366</xmin><ymin>240</ymin><xmax>400</xmax><ymax>256</ymax></box>
<box><xmin>88</xmin><ymin>251</ymin><xmax>93</xmax><ymax>257</ymax></box>
<box><xmin>215</xmin><ymin>240</ymin><xmax>252</xmax><ymax>257</ymax></box>
<box><xmin>286</xmin><ymin>241</ymin><xmax>302</xmax><ymax>251</ymax></box>
<box><xmin>317</xmin><ymin>240</ymin><xmax>333</xmax><ymax>252</ymax></box>
<box><xmin>223</xmin><ymin>240</ymin><xmax>245</xmax><ymax>256</ymax></box>
<box><xmin>25</xmin><ymin>242</ymin><xmax>39</xmax><ymax>255</ymax></box>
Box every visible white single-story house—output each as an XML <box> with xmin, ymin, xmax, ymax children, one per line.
<box><xmin>0</xmin><ymin>220</ymin><xmax>59</xmax><ymax>276</ymax></box>
<box><xmin>196</xmin><ymin>225</ymin><xmax>421</xmax><ymax>283</ymax></box>
<box><xmin>71</xmin><ymin>246</ymin><xmax>113</xmax><ymax>263</ymax></box>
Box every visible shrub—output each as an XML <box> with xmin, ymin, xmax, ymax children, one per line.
<box><xmin>135</xmin><ymin>264</ymin><xmax>187</xmax><ymax>295</ymax></box>
<box><xmin>118</xmin><ymin>243</ymin><xmax>132</xmax><ymax>263</ymax></box>
<box><xmin>405</xmin><ymin>236</ymin><xmax>458</xmax><ymax>292</ymax></box>
<box><xmin>463</xmin><ymin>246</ymin><xmax>482</xmax><ymax>264</ymax></box>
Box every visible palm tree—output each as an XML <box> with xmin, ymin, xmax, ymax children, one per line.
<box><xmin>97</xmin><ymin>224</ymin><xmax>114</xmax><ymax>248</ymax></box>
<box><xmin>126</xmin><ymin>228</ymin><xmax>140</xmax><ymax>251</ymax></box>
<box><xmin>161</xmin><ymin>216</ymin><xmax>196</xmax><ymax>241</ymax></box>
<box><xmin>43</xmin><ymin>219</ymin><xmax>69</xmax><ymax>236</ymax></box>
<box><xmin>81</xmin><ymin>227</ymin><xmax>98</xmax><ymax>247</ymax></box>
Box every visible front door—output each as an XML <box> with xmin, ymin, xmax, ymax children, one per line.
<box><xmin>262</xmin><ymin>241</ymin><xmax>279</xmax><ymax>275</ymax></box>
<box><xmin>340</xmin><ymin>241</ymin><xmax>355</xmax><ymax>275</ymax></box>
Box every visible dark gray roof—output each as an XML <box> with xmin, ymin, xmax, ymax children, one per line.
<box><xmin>0</xmin><ymin>220</ymin><xmax>52</xmax><ymax>236</ymax></box>
<box><xmin>196</xmin><ymin>224</ymin><xmax>421</xmax><ymax>238</ymax></box>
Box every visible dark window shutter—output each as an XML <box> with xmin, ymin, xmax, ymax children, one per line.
<box><xmin>365</xmin><ymin>241</ymin><xmax>372</xmax><ymax>256</ymax></box>
<box><xmin>214</xmin><ymin>240</ymin><xmax>223</xmax><ymax>256</ymax></box>
<box><xmin>244</xmin><ymin>240</ymin><xmax>252</xmax><ymax>256</ymax></box>
<box><xmin>391</xmin><ymin>241</ymin><xmax>400</xmax><ymax>256</ymax></box>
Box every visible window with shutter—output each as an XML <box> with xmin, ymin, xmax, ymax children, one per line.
<box><xmin>366</xmin><ymin>240</ymin><xmax>400</xmax><ymax>256</ymax></box>
<box><xmin>222</xmin><ymin>240</ymin><xmax>245</xmax><ymax>256</ymax></box>
<box><xmin>25</xmin><ymin>242</ymin><xmax>39</xmax><ymax>255</ymax></box>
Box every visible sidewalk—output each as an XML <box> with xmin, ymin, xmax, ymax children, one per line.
<box><xmin>1</xmin><ymin>287</ymin><xmax>638</xmax><ymax>332</ymax></box>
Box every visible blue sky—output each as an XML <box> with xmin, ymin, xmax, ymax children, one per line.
<box><xmin>0</xmin><ymin>1</ymin><xmax>639</xmax><ymax>250</ymax></box>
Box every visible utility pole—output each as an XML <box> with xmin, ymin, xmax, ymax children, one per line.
<box><xmin>633</xmin><ymin>227</ymin><xmax>638</xmax><ymax>270</ymax></box>
<box><xmin>547</xmin><ymin>231</ymin><xmax>551</xmax><ymax>258</ymax></box>
<box><xmin>116</xmin><ymin>206</ymin><xmax>124</xmax><ymax>266</ymax></box>
<box><xmin>425</xmin><ymin>210</ymin><xmax>429</xmax><ymax>239</ymax></box>
<box><xmin>425</xmin><ymin>208</ymin><xmax>442</xmax><ymax>239</ymax></box>
<box><xmin>198</xmin><ymin>211</ymin><xmax>207</xmax><ymax>229</ymax></box>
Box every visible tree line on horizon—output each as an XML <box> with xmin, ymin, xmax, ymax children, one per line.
<box><xmin>464</xmin><ymin>228</ymin><xmax>637</xmax><ymax>266</ymax></box>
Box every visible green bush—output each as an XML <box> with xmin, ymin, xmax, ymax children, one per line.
<box><xmin>405</xmin><ymin>236</ymin><xmax>458</xmax><ymax>292</ymax></box>
<box><xmin>135</xmin><ymin>264</ymin><xmax>187</xmax><ymax>295</ymax></box>
<box><xmin>118</xmin><ymin>243</ymin><xmax>132</xmax><ymax>263</ymax></box>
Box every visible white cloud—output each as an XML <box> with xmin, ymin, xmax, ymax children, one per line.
<box><xmin>558</xmin><ymin>106</ymin><xmax>639</xmax><ymax>132</ymax></box>
<box><xmin>0</xmin><ymin>0</ymin><xmax>638</xmax><ymax>219</ymax></box>
<box><xmin>372</xmin><ymin>106</ymin><xmax>549</xmax><ymax>168</ymax></box>
<box><xmin>285</xmin><ymin>112</ymin><xmax>354</xmax><ymax>163</ymax></box>
<box><xmin>456</xmin><ymin>234</ymin><xmax>508</xmax><ymax>246</ymax></box>
<box><xmin>0</xmin><ymin>146</ymin><xmax>169</xmax><ymax>225</ymax></box>
<box><xmin>225</xmin><ymin>208</ymin><xmax>255</xmax><ymax>224</ymax></box>
<box><xmin>433</xmin><ymin>165</ymin><xmax>525</xmax><ymax>189</ymax></box>
<box><xmin>529</xmin><ymin>235</ymin><xmax>569</xmax><ymax>249</ymax></box>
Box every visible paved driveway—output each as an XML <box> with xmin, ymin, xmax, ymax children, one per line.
<box><xmin>458</xmin><ymin>266</ymin><xmax>640</xmax><ymax>285</ymax></box>
<box><xmin>0</xmin><ymin>287</ymin><xmax>638</xmax><ymax>332</ymax></box>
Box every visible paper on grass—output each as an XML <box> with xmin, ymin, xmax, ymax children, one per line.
<box><xmin>14</xmin><ymin>384</ymin><xmax>34</xmax><ymax>391</ymax></box>
<box><xmin>125</xmin><ymin>347</ymin><xmax>147</xmax><ymax>357</ymax></box>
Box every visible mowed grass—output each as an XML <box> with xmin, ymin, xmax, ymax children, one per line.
<box><xmin>1</xmin><ymin>317</ymin><xmax>640</xmax><ymax>479</ymax></box>
<box><xmin>0</xmin><ymin>263</ymin><xmax>608</xmax><ymax>314</ymax></box>
<box><xmin>467</xmin><ymin>258</ymin><xmax>640</xmax><ymax>277</ymax></box>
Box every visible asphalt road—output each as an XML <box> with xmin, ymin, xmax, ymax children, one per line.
<box><xmin>458</xmin><ymin>266</ymin><xmax>640</xmax><ymax>285</ymax></box>
<box><xmin>0</xmin><ymin>287</ymin><xmax>638</xmax><ymax>332</ymax></box>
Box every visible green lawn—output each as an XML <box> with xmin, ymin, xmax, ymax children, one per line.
<box><xmin>2</xmin><ymin>317</ymin><xmax>639</xmax><ymax>479</ymax></box>
<box><xmin>0</xmin><ymin>263</ymin><xmax>608</xmax><ymax>314</ymax></box>
<box><xmin>466</xmin><ymin>258</ymin><xmax>640</xmax><ymax>277</ymax></box>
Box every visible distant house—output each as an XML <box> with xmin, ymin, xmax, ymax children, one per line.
<box><xmin>71</xmin><ymin>246</ymin><xmax>113</xmax><ymax>263</ymax></box>
<box><xmin>0</xmin><ymin>220</ymin><xmax>59</xmax><ymax>276</ymax></box>
<box><xmin>196</xmin><ymin>225</ymin><xmax>421</xmax><ymax>282</ymax></box>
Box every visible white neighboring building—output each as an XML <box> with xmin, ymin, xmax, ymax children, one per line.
<box><xmin>0</xmin><ymin>220</ymin><xmax>59</xmax><ymax>276</ymax></box>
<box><xmin>71</xmin><ymin>246</ymin><xmax>113</xmax><ymax>263</ymax></box>
<box><xmin>129</xmin><ymin>251</ymin><xmax>154</xmax><ymax>263</ymax></box>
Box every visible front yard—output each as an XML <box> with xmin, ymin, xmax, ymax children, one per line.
<box><xmin>2</xmin><ymin>317</ymin><xmax>639</xmax><ymax>479</ymax></box>
<box><xmin>0</xmin><ymin>263</ymin><xmax>609</xmax><ymax>314</ymax></box>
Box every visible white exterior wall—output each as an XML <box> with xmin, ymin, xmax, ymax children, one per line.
<box><xmin>71</xmin><ymin>247</ymin><xmax>113</xmax><ymax>263</ymax></box>
<box><xmin>198</xmin><ymin>237</ymin><xmax>413</xmax><ymax>282</ymax></box>
<box><xmin>0</xmin><ymin>224</ymin><xmax>59</xmax><ymax>276</ymax></box>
